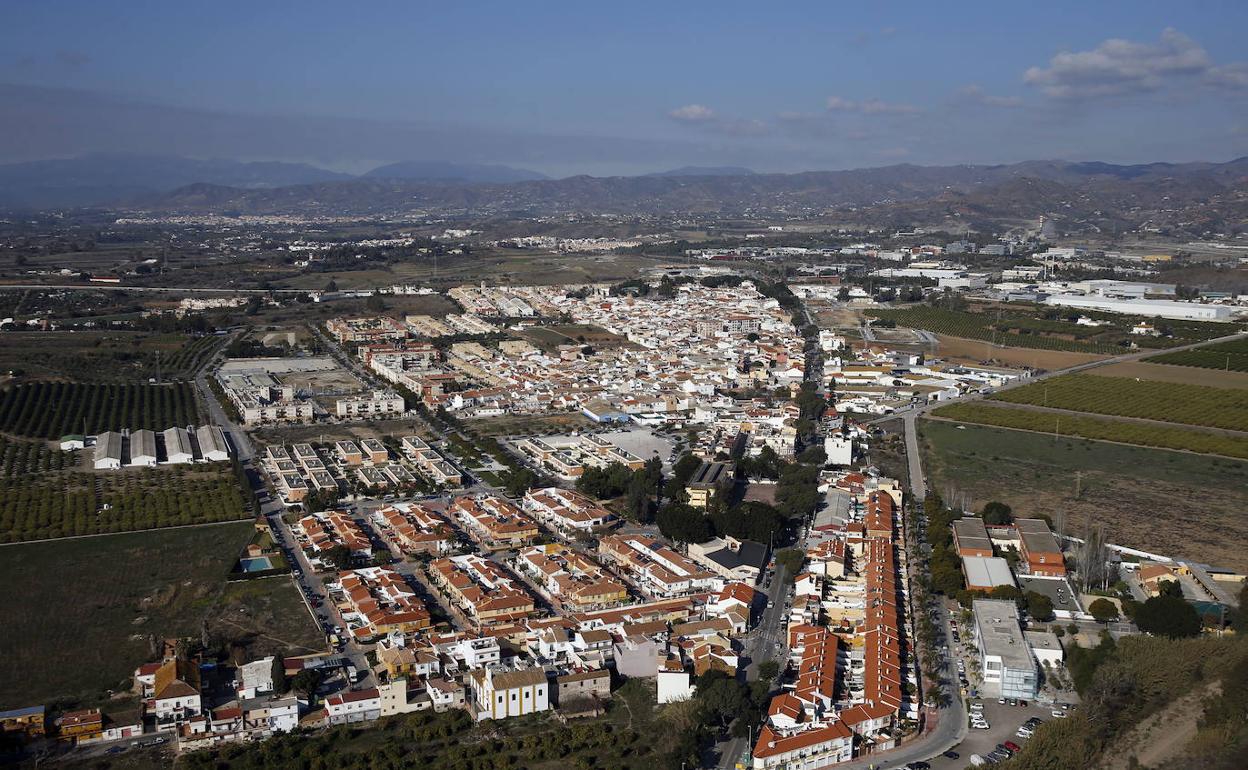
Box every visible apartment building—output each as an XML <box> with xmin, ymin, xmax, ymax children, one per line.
<box><xmin>514</xmin><ymin>543</ymin><xmax>629</xmax><ymax>609</ymax></box>
<box><xmin>336</xmin><ymin>390</ymin><xmax>405</xmax><ymax>419</ymax></box>
<box><xmin>522</xmin><ymin>487</ymin><xmax>615</xmax><ymax>533</ymax></box>
<box><xmin>371</xmin><ymin>503</ymin><xmax>452</xmax><ymax>556</ymax></box>
<box><xmin>598</xmin><ymin>535</ymin><xmax>721</xmax><ymax>597</ymax></box>
<box><xmin>428</xmin><ymin>554</ymin><xmax>536</xmax><ymax>626</ymax></box>
<box><xmin>338</xmin><ymin>567</ymin><xmax>432</xmax><ymax>641</ymax></box>
<box><xmin>326</xmin><ymin>317</ymin><xmax>408</xmax><ymax>344</ymax></box>
<box><xmin>449</xmin><ymin>495</ymin><xmax>539</xmax><ymax>549</ymax></box>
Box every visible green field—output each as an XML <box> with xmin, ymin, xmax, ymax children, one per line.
<box><xmin>931</xmin><ymin>402</ymin><xmax>1248</xmax><ymax>459</ymax></box>
<box><xmin>0</xmin><ymin>522</ymin><xmax>254</xmax><ymax>710</ymax></box>
<box><xmin>989</xmin><ymin>374</ymin><xmax>1248</xmax><ymax>432</ymax></box>
<box><xmin>1145</xmin><ymin>336</ymin><xmax>1248</xmax><ymax>372</ymax></box>
<box><xmin>0</xmin><ymin>381</ymin><xmax>201</xmax><ymax>439</ymax></box>
<box><xmin>867</xmin><ymin>305</ymin><xmax>1127</xmax><ymax>353</ymax></box>
<box><xmin>0</xmin><ymin>464</ymin><xmax>250</xmax><ymax>543</ymax></box>
<box><xmin>0</xmin><ymin>331</ymin><xmax>224</xmax><ymax>383</ymax></box>
<box><xmin>865</xmin><ymin>304</ymin><xmax>1232</xmax><ymax>355</ymax></box>
<box><xmin>919</xmin><ymin>419</ymin><xmax>1248</xmax><ymax>571</ymax></box>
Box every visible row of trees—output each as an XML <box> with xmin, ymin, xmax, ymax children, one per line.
<box><xmin>0</xmin><ymin>381</ymin><xmax>200</xmax><ymax>439</ymax></box>
<box><xmin>0</xmin><ymin>467</ymin><xmax>248</xmax><ymax>543</ymax></box>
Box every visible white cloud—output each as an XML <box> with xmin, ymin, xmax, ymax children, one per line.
<box><xmin>1022</xmin><ymin>28</ymin><xmax>1239</xmax><ymax>99</ymax></box>
<box><xmin>1208</xmin><ymin>62</ymin><xmax>1248</xmax><ymax>90</ymax></box>
<box><xmin>860</xmin><ymin>99</ymin><xmax>921</xmax><ymax>115</ymax></box>
<box><xmin>957</xmin><ymin>85</ymin><xmax>1023</xmax><ymax>108</ymax></box>
<box><xmin>668</xmin><ymin>104</ymin><xmax>716</xmax><ymax>122</ymax></box>
<box><xmin>826</xmin><ymin>96</ymin><xmax>920</xmax><ymax>115</ymax></box>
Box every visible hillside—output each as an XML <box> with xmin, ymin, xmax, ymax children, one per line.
<box><xmin>136</xmin><ymin>157</ymin><xmax>1248</xmax><ymax>233</ymax></box>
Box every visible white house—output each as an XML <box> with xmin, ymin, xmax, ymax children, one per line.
<box><xmin>325</xmin><ymin>688</ymin><xmax>382</xmax><ymax>725</ymax></box>
<box><xmin>468</xmin><ymin>667</ymin><xmax>549</xmax><ymax>721</ymax></box>
<box><xmin>235</xmin><ymin>657</ymin><xmax>276</xmax><ymax>700</ymax></box>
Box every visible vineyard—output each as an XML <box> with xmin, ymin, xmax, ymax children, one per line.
<box><xmin>930</xmin><ymin>402</ymin><xmax>1248</xmax><ymax>459</ymax></box>
<box><xmin>0</xmin><ymin>381</ymin><xmax>201</xmax><ymax>439</ymax></box>
<box><xmin>989</xmin><ymin>374</ymin><xmax>1248</xmax><ymax>432</ymax></box>
<box><xmin>864</xmin><ymin>306</ymin><xmax>1126</xmax><ymax>354</ymax></box>
<box><xmin>0</xmin><ymin>465</ymin><xmax>249</xmax><ymax>542</ymax></box>
<box><xmin>1144</xmin><ymin>337</ymin><xmax>1248</xmax><ymax>372</ymax></box>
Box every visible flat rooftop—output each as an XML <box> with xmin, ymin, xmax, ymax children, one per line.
<box><xmin>973</xmin><ymin>599</ymin><xmax>1034</xmax><ymax>671</ymax></box>
<box><xmin>1016</xmin><ymin>576</ymin><xmax>1082</xmax><ymax>615</ymax></box>
<box><xmin>953</xmin><ymin>517</ymin><xmax>992</xmax><ymax>552</ymax></box>
<box><xmin>963</xmin><ymin>556</ymin><xmax>1015</xmax><ymax>588</ymax></box>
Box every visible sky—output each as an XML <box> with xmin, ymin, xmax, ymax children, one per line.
<box><xmin>1</xmin><ymin>0</ymin><xmax>1246</xmax><ymax>176</ymax></box>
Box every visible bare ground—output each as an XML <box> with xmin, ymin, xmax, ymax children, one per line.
<box><xmin>934</xmin><ymin>334</ymin><xmax>1109</xmax><ymax>370</ymax></box>
<box><xmin>1104</xmin><ymin>681</ymin><xmax>1222</xmax><ymax>770</ymax></box>
<box><xmin>1091</xmin><ymin>360</ymin><xmax>1248</xmax><ymax>390</ymax></box>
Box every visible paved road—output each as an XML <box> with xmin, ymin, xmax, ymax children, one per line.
<box><xmin>716</xmin><ymin>562</ymin><xmax>794</xmax><ymax>770</ymax></box>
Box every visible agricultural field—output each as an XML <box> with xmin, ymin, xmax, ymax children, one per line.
<box><xmin>989</xmin><ymin>373</ymin><xmax>1248</xmax><ymax>432</ymax></box>
<box><xmin>1144</xmin><ymin>336</ymin><xmax>1248</xmax><ymax>372</ymax></box>
<box><xmin>930</xmin><ymin>402</ymin><xmax>1248</xmax><ymax>459</ymax></box>
<box><xmin>866</xmin><ymin>305</ymin><xmax>1126</xmax><ymax>354</ymax></box>
<box><xmin>865</xmin><ymin>303</ymin><xmax>1231</xmax><ymax>355</ymax></box>
<box><xmin>0</xmin><ymin>521</ymin><xmax>254</xmax><ymax>711</ymax></box>
<box><xmin>0</xmin><ymin>463</ymin><xmax>250</xmax><ymax>543</ymax></box>
<box><xmin>520</xmin><ymin>323</ymin><xmax>632</xmax><ymax>352</ymax></box>
<box><xmin>934</xmin><ymin>334</ymin><xmax>1108</xmax><ymax>370</ymax></box>
<box><xmin>919</xmin><ymin>419</ymin><xmax>1248</xmax><ymax>571</ymax></box>
<box><xmin>1092</xmin><ymin>360</ymin><xmax>1248</xmax><ymax>390</ymax></box>
<box><xmin>0</xmin><ymin>381</ymin><xmax>201</xmax><ymax>439</ymax></box>
<box><xmin>0</xmin><ymin>330</ymin><xmax>224</xmax><ymax>383</ymax></box>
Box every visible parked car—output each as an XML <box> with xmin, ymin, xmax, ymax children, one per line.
<box><xmin>1005</xmin><ymin>741</ymin><xmax>1022</xmax><ymax>752</ymax></box>
<box><xmin>1052</xmin><ymin>710</ymin><xmax>1069</xmax><ymax>718</ymax></box>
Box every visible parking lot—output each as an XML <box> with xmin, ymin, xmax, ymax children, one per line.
<box><xmin>927</xmin><ymin>699</ymin><xmax>1062</xmax><ymax>767</ymax></box>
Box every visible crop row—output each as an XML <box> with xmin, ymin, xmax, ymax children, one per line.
<box><xmin>0</xmin><ymin>467</ymin><xmax>248</xmax><ymax>542</ymax></box>
<box><xmin>0</xmin><ymin>437</ymin><xmax>69</xmax><ymax>477</ymax></box>
<box><xmin>930</xmin><ymin>402</ymin><xmax>1248</xmax><ymax>459</ymax></box>
<box><xmin>989</xmin><ymin>374</ymin><xmax>1248</xmax><ymax>432</ymax></box>
<box><xmin>1145</xmin><ymin>337</ymin><xmax>1248</xmax><ymax>372</ymax></box>
<box><xmin>0</xmin><ymin>381</ymin><xmax>200</xmax><ymax>439</ymax></box>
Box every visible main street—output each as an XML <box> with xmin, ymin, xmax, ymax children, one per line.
<box><xmin>716</xmin><ymin>561</ymin><xmax>794</xmax><ymax>770</ymax></box>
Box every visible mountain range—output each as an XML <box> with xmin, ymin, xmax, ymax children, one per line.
<box><xmin>3</xmin><ymin>154</ymin><xmax>1247</xmax><ymax>236</ymax></box>
<box><xmin>140</xmin><ymin>157</ymin><xmax>1248</xmax><ymax>234</ymax></box>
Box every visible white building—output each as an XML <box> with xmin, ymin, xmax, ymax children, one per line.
<box><xmin>468</xmin><ymin>667</ymin><xmax>549</xmax><ymax>721</ymax></box>
<box><xmin>93</xmin><ymin>431</ymin><xmax>123</xmax><ymax>470</ymax></box>
<box><xmin>196</xmin><ymin>425</ymin><xmax>231</xmax><ymax>462</ymax></box>
<box><xmin>972</xmin><ymin>599</ymin><xmax>1039</xmax><ymax>700</ymax></box>
<box><xmin>162</xmin><ymin>427</ymin><xmax>195</xmax><ymax>465</ymax></box>
<box><xmin>336</xmin><ymin>390</ymin><xmax>406</xmax><ymax>419</ymax></box>
<box><xmin>129</xmin><ymin>429</ymin><xmax>158</xmax><ymax>467</ymax></box>
<box><xmin>824</xmin><ymin>435</ymin><xmax>853</xmax><ymax>466</ymax></box>
<box><xmin>1043</xmin><ymin>295</ymin><xmax>1234</xmax><ymax>321</ymax></box>
<box><xmin>325</xmin><ymin>688</ymin><xmax>382</xmax><ymax>725</ymax></box>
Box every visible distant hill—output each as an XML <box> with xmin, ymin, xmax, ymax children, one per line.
<box><xmin>363</xmin><ymin>160</ymin><xmax>547</xmax><ymax>183</ymax></box>
<box><xmin>0</xmin><ymin>153</ymin><xmax>353</xmax><ymax>208</ymax></box>
<box><xmin>645</xmin><ymin>166</ymin><xmax>756</xmax><ymax>177</ymax></box>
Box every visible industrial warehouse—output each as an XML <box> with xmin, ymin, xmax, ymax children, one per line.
<box><xmin>91</xmin><ymin>425</ymin><xmax>232</xmax><ymax>470</ymax></box>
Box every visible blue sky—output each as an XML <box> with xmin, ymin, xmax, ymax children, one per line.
<box><xmin>2</xmin><ymin>0</ymin><xmax>1246</xmax><ymax>175</ymax></box>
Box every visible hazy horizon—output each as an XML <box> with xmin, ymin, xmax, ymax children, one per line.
<box><xmin>2</xmin><ymin>1</ymin><xmax>1246</xmax><ymax>177</ymax></box>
